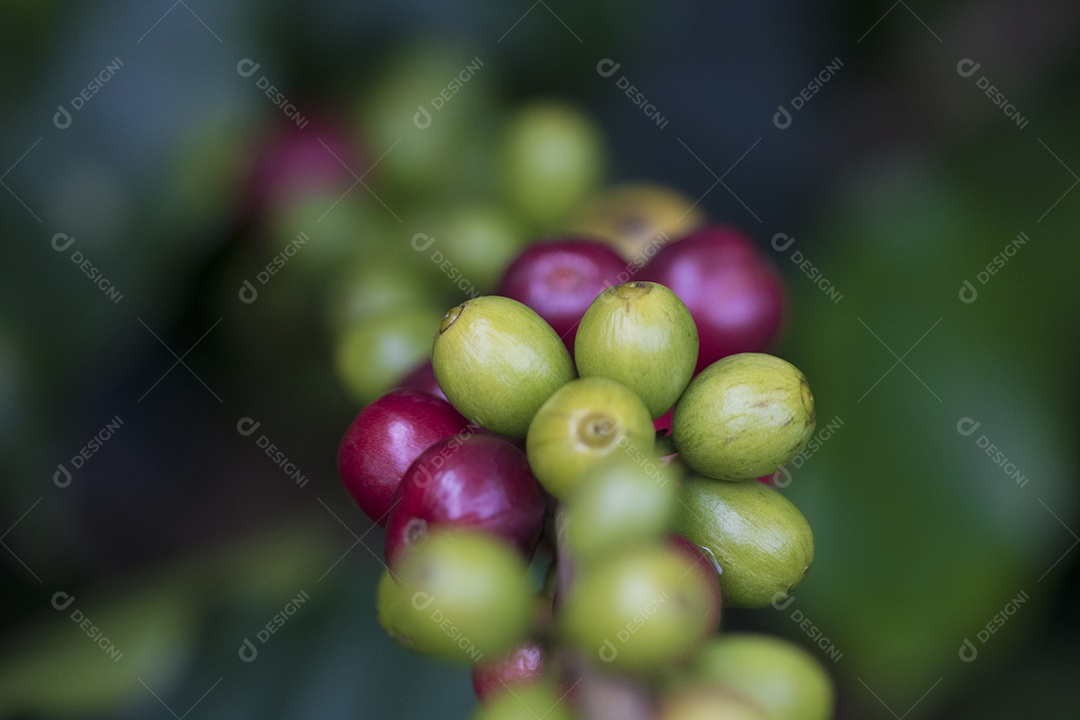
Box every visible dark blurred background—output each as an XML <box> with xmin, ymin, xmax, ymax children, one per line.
<box><xmin>2</xmin><ymin>1</ymin><xmax>1078</xmax><ymax>718</ymax></box>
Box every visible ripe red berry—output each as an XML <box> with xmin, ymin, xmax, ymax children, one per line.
<box><xmin>642</xmin><ymin>225</ymin><xmax>785</xmax><ymax>373</ymax></box>
<box><xmin>471</xmin><ymin>641</ymin><xmax>546</xmax><ymax>703</ymax></box>
<box><xmin>247</xmin><ymin>118</ymin><xmax>363</xmax><ymax>214</ymax></box>
<box><xmin>496</xmin><ymin>238</ymin><xmax>628</xmax><ymax>354</ymax></box>
<box><xmin>385</xmin><ymin>434</ymin><xmax>546</xmax><ymax>566</ymax></box>
<box><xmin>338</xmin><ymin>389</ymin><xmax>469</xmax><ymax>526</ymax></box>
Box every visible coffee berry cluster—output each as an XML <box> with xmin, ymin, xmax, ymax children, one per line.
<box><xmin>338</xmin><ymin>226</ymin><xmax>833</xmax><ymax>720</ymax></box>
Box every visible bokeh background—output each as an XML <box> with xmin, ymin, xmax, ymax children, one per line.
<box><xmin>2</xmin><ymin>1</ymin><xmax>1079</xmax><ymax>718</ymax></box>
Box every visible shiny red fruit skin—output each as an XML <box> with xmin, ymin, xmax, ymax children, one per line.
<box><xmin>398</xmin><ymin>361</ymin><xmax>447</xmax><ymax>401</ymax></box>
<box><xmin>337</xmin><ymin>389</ymin><xmax>469</xmax><ymax>526</ymax></box>
<box><xmin>385</xmin><ymin>434</ymin><xmax>546</xmax><ymax>566</ymax></box>
<box><xmin>668</xmin><ymin>534</ymin><xmax>722</xmax><ymax>635</ymax></box>
<box><xmin>472</xmin><ymin>641</ymin><xmax>546</xmax><ymax>704</ymax></box>
<box><xmin>642</xmin><ymin>225</ymin><xmax>786</xmax><ymax>373</ymax></box>
<box><xmin>496</xmin><ymin>238</ymin><xmax>628</xmax><ymax>354</ymax></box>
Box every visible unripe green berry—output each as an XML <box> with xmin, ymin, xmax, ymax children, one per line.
<box><xmin>564</xmin><ymin>455</ymin><xmax>678</xmax><ymax>563</ymax></box>
<box><xmin>527</xmin><ymin>377</ymin><xmax>654</xmax><ymax>500</ymax></box>
<box><xmin>689</xmin><ymin>634</ymin><xmax>834</xmax><ymax>720</ymax></box>
<box><xmin>675</xmin><ymin>478</ymin><xmax>813</xmax><ymax>608</ymax></box>
<box><xmin>433</xmin><ymin>296</ymin><xmax>575</xmax><ymax>437</ymax></box>
<box><xmin>380</xmin><ymin>530</ymin><xmax>533</xmax><ymax>663</ymax></box>
<box><xmin>673</xmin><ymin>353</ymin><xmax>815</xmax><ymax>481</ymax></box>
<box><xmin>575</xmin><ymin>281</ymin><xmax>698</xmax><ymax>419</ymax></box>
<box><xmin>560</xmin><ymin>545</ymin><xmax>715</xmax><ymax>672</ymax></box>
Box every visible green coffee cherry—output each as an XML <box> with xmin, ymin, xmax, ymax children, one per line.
<box><xmin>690</xmin><ymin>634</ymin><xmax>834</xmax><ymax>720</ymax></box>
<box><xmin>471</xmin><ymin>683</ymin><xmax>576</xmax><ymax>720</ymax></box>
<box><xmin>659</xmin><ymin>686</ymin><xmax>769</xmax><ymax>720</ymax></box>
<box><xmin>560</xmin><ymin>545</ymin><xmax>715</xmax><ymax>672</ymax></box>
<box><xmin>382</xmin><ymin>530</ymin><xmax>533</xmax><ymax>663</ymax></box>
<box><xmin>673</xmin><ymin>353</ymin><xmax>815</xmax><ymax>481</ymax></box>
<box><xmin>526</xmin><ymin>377</ymin><xmax>655</xmax><ymax>499</ymax></box>
<box><xmin>564</xmin><ymin>455</ymin><xmax>678</xmax><ymax>563</ymax></box>
<box><xmin>433</xmin><ymin>296</ymin><xmax>575</xmax><ymax>437</ymax></box>
<box><xmin>675</xmin><ymin>478</ymin><xmax>813</xmax><ymax>608</ymax></box>
<box><xmin>575</xmin><ymin>282</ymin><xmax>698</xmax><ymax>419</ymax></box>
<box><xmin>335</xmin><ymin>307</ymin><xmax>442</xmax><ymax>403</ymax></box>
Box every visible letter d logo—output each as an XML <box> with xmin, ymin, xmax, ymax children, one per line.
<box><xmin>411</xmin><ymin>592</ymin><xmax>435</xmax><ymax>611</ymax></box>
<box><xmin>958</xmin><ymin>638</ymin><xmax>978</xmax><ymax>662</ymax></box>
<box><xmin>956</xmin><ymin>417</ymin><xmax>981</xmax><ymax>437</ymax></box>
<box><xmin>236</xmin><ymin>58</ymin><xmax>261</xmax><ymax>78</ymax></box>
<box><xmin>51</xmin><ymin>233</ymin><xmax>76</xmax><ymax>252</ymax></box>
<box><xmin>413</xmin><ymin>105</ymin><xmax>432</xmax><ymax>129</ymax></box>
<box><xmin>239</xmin><ymin>638</ymin><xmax>258</xmax><ymax>662</ymax></box>
<box><xmin>53</xmin><ymin>105</ymin><xmax>72</xmax><ymax>130</ymax></box>
<box><xmin>773</xmin><ymin>104</ymin><xmax>792</xmax><ymax>129</ymax></box>
<box><xmin>598</xmin><ymin>639</ymin><xmax>618</xmax><ymax>663</ymax></box>
<box><xmin>771</xmin><ymin>591</ymin><xmax>795</xmax><ymax>611</ymax></box>
<box><xmin>596</xmin><ymin>58</ymin><xmax>620</xmax><ymax>78</ymax></box>
<box><xmin>237</xmin><ymin>417</ymin><xmax>262</xmax><ymax>436</ymax></box>
<box><xmin>238</xmin><ymin>279</ymin><xmax>258</xmax><ymax>304</ymax></box>
<box><xmin>52</xmin><ymin>591</ymin><xmax>76</xmax><ymax>611</ymax></box>
<box><xmin>956</xmin><ymin>58</ymin><xmax>981</xmax><ymax>78</ymax></box>
<box><xmin>54</xmin><ymin>463</ymin><xmax>72</xmax><ymax>488</ymax></box>
<box><xmin>959</xmin><ymin>279</ymin><xmax>978</xmax><ymax>304</ymax></box>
